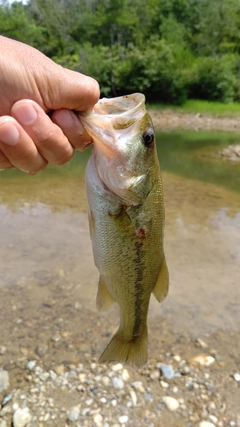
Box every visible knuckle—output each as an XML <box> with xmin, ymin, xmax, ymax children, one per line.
<box><xmin>51</xmin><ymin>148</ymin><xmax>73</xmax><ymax>166</ymax></box>
<box><xmin>36</xmin><ymin>125</ymin><xmax>74</xmax><ymax>166</ymax></box>
<box><xmin>38</xmin><ymin>127</ymin><xmax>59</xmax><ymax>147</ymax></box>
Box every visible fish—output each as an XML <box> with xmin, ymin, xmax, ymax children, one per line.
<box><xmin>79</xmin><ymin>93</ymin><xmax>169</xmax><ymax>368</ymax></box>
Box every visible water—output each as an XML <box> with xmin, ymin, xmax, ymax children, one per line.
<box><xmin>0</xmin><ymin>131</ymin><xmax>239</xmax><ymax>364</ymax></box>
<box><xmin>157</xmin><ymin>131</ymin><xmax>240</xmax><ymax>193</ymax></box>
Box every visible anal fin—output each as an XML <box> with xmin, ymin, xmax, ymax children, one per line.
<box><xmin>152</xmin><ymin>255</ymin><xmax>169</xmax><ymax>303</ymax></box>
<box><xmin>96</xmin><ymin>276</ymin><xmax>116</xmax><ymax>311</ymax></box>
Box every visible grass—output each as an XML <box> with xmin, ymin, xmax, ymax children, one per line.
<box><xmin>147</xmin><ymin>99</ymin><xmax>240</xmax><ymax>116</ymax></box>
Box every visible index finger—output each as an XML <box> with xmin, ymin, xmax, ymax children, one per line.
<box><xmin>43</xmin><ymin>68</ymin><xmax>100</xmax><ymax>113</ymax></box>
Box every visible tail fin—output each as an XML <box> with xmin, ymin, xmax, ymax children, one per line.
<box><xmin>99</xmin><ymin>327</ymin><xmax>148</xmax><ymax>368</ymax></box>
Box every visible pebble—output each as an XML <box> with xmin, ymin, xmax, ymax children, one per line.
<box><xmin>35</xmin><ymin>343</ymin><xmax>48</xmax><ymax>357</ymax></box>
<box><xmin>0</xmin><ymin>370</ymin><xmax>9</xmax><ymax>392</ymax></box>
<box><xmin>112</xmin><ymin>377</ymin><xmax>124</xmax><ymax>389</ymax></box>
<box><xmin>159</xmin><ymin>364</ymin><xmax>175</xmax><ymax>380</ymax></box>
<box><xmin>111</xmin><ymin>363</ymin><xmax>123</xmax><ymax>371</ymax></box>
<box><xmin>122</xmin><ymin>368</ymin><xmax>130</xmax><ymax>381</ymax></box>
<box><xmin>160</xmin><ymin>380</ymin><xmax>169</xmax><ymax>388</ymax></box>
<box><xmin>162</xmin><ymin>396</ymin><xmax>179</xmax><ymax>411</ymax></box>
<box><xmin>49</xmin><ymin>370</ymin><xmax>57</xmax><ymax>381</ymax></box>
<box><xmin>130</xmin><ymin>389</ymin><xmax>137</xmax><ymax>406</ymax></box>
<box><xmin>0</xmin><ymin>405</ymin><xmax>12</xmax><ymax>417</ymax></box>
<box><xmin>1</xmin><ymin>392</ymin><xmax>13</xmax><ymax>406</ymax></box>
<box><xmin>145</xmin><ymin>392</ymin><xmax>154</xmax><ymax>402</ymax></box>
<box><xmin>196</xmin><ymin>338</ymin><xmax>208</xmax><ymax>348</ymax></box>
<box><xmin>209</xmin><ymin>415</ymin><xmax>218</xmax><ymax>424</ymax></box>
<box><xmin>102</xmin><ymin>376</ymin><xmax>110</xmax><ymax>386</ymax></box>
<box><xmin>233</xmin><ymin>373</ymin><xmax>240</xmax><ymax>382</ymax></box>
<box><xmin>173</xmin><ymin>355</ymin><xmax>181</xmax><ymax>362</ymax></box>
<box><xmin>13</xmin><ymin>407</ymin><xmax>32</xmax><ymax>427</ymax></box>
<box><xmin>0</xmin><ymin>346</ymin><xmax>6</xmax><ymax>355</ymax></box>
<box><xmin>66</xmin><ymin>406</ymin><xmax>80</xmax><ymax>422</ymax></box>
<box><xmin>199</xmin><ymin>422</ymin><xmax>215</xmax><ymax>427</ymax></box>
<box><xmin>118</xmin><ymin>415</ymin><xmax>129</xmax><ymax>424</ymax></box>
<box><xmin>39</xmin><ymin>372</ymin><xmax>50</xmax><ymax>382</ymax></box>
<box><xmin>131</xmin><ymin>381</ymin><xmax>145</xmax><ymax>393</ymax></box>
<box><xmin>190</xmin><ymin>355</ymin><xmax>215</xmax><ymax>367</ymax></box>
<box><xmin>79</xmin><ymin>372</ymin><xmax>87</xmax><ymax>383</ymax></box>
<box><xmin>181</xmin><ymin>366</ymin><xmax>190</xmax><ymax>375</ymax></box>
<box><xmin>55</xmin><ymin>364</ymin><xmax>65</xmax><ymax>376</ymax></box>
<box><xmin>93</xmin><ymin>413</ymin><xmax>103</xmax><ymax>426</ymax></box>
<box><xmin>26</xmin><ymin>361</ymin><xmax>36</xmax><ymax>371</ymax></box>
<box><xmin>150</xmin><ymin>369</ymin><xmax>160</xmax><ymax>380</ymax></box>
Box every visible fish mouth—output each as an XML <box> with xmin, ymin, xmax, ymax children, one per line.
<box><xmin>92</xmin><ymin>93</ymin><xmax>145</xmax><ymax>119</ymax></box>
<box><xmin>78</xmin><ymin>93</ymin><xmax>146</xmax><ymax>144</ymax></box>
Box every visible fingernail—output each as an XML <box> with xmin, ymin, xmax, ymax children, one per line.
<box><xmin>54</xmin><ymin>110</ymin><xmax>78</xmax><ymax>129</ymax></box>
<box><xmin>14</xmin><ymin>103</ymin><xmax>38</xmax><ymax>125</ymax></box>
<box><xmin>78</xmin><ymin>141</ymin><xmax>93</xmax><ymax>152</ymax></box>
<box><xmin>0</xmin><ymin>122</ymin><xmax>20</xmax><ymax>146</ymax></box>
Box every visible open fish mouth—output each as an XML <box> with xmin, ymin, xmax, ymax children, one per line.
<box><xmin>92</xmin><ymin>93</ymin><xmax>145</xmax><ymax>117</ymax></box>
<box><xmin>78</xmin><ymin>93</ymin><xmax>146</xmax><ymax>143</ymax></box>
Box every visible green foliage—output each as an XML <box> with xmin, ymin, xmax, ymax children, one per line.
<box><xmin>1</xmin><ymin>0</ymin><xmax>240</xmax><ymax>104</ymax></box>
<box><xmin>188</xmin><ymin>54</ymin><xmax>238</xmax><ymax>102</ymax></box>
<box><xmin>0</xmin><ymin>0</ymin><xmax>44</xmax><ymax>46</ymax></box>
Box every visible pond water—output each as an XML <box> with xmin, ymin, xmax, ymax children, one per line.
<box><xmin>0</xmin><ymin>131</ymin><xmax>239</xmax><ymax>367</ymax></box>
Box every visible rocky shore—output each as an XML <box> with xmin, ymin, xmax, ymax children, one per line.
<box><xmin>1</xmin><ymin>344</ymin><xmax>240</xmax><ymax>427</ymax></box>
<box><xmin>150</xmin><ymin>109</ymin><xmax>240</xmax><ymax>161</ymax></box>
<box><xmin>150</xmin><ymin>109</ymin><xmax>240</xmax><ymax>134</ymax></box>
<box><xmin>0</xmin><ymin>305</ymin><xmax>240</xmax><ymax>427</ymax></box>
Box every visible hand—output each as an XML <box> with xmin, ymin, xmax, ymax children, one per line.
<box><xmin>0</xmin><ymin>36</ymin><xmax>100</xmax><ymax>174</ymax></box>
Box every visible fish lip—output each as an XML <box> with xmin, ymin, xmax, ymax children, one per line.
<box><xmin>92</xmin><ymin>93</ymin><xmax>145</xmax><ymax>118</ymax></box>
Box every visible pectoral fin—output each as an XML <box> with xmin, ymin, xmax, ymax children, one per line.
<box><xmin>96</xmin><ymin>276</ymin><xmax>116</xmax><ymax>311</ymax></box>
<box><xmin>152</xmin><ymin>255</ymin><xmax>169</xmax><ymax>303</ymax></box>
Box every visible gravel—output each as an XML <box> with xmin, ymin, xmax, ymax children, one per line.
<box><xmin>0</xmin><ymin>346</ymin><xmax>239</xmax><ymax>427</ymax></box>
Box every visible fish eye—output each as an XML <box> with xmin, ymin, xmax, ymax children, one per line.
<box><xmin>143</xmin><ymin>130</ymin><xmax>154</xmax><ymax>147</ymax></box>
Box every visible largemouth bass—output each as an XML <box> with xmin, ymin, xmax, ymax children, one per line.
<box><xmin>80</xmin><ymin>93</ymin><xmax>169</xmax><ymax>367</ymax></box>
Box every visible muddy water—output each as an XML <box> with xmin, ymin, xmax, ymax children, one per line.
<box><xmin>0</xmin><ymin>132</ymin><xmax>239</xmax><ymax>372</ymax></box>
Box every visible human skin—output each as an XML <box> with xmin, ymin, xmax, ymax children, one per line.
<box><xmin>0</xmin><ymin>36</ymin><xmax>100</xmax><ymax>174</ymax></box>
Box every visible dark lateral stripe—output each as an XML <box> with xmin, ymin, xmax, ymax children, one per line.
<box><xmin>132</xmin><ymin>239</ymin><xmax>145</xmax><ymax>341</ymax></box>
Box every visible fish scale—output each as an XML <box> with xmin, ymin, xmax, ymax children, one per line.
<box><xmin>80</xmin><ymin>93</ymin><xmax>169</xmax><ymax>367</ymax></box>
